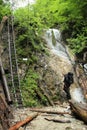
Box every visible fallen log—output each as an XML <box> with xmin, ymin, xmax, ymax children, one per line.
<box><xmin>9</xmin><ymin>113</ymin><xmax>38</xmax><ymax>130</ymax></box>
<box><xmin>44</xmin><ymin>117</ymin><xmax>71</xmax><ymax>123</ymax></box>
<box><xmin>30</xmin><ymin>108</ymin><xmax>70</xmax><ymax>115</ymax></box>
<box><xmin>69</xmin><ymin>100</ymin><xmax>87</xmax><ymax>123</ymax></box>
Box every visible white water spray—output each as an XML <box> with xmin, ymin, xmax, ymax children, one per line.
<box><xmin>43</xmin><ymin>29</ymin><xmax>70</xmax><ymax>59</ymax></box>
<box><xmin>70</xmin><ymin>87</ymin><xmax>86</xmax><ymax>103</ymax></box>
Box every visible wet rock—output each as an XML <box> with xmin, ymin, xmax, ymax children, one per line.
<box><xmin>65</xmin><ymin>127</ymin><xmax>73</xmax><ymax>130</ymax></box>
<box><xmin>18</xmin><ymin>127</ymin><xmax>24</xmax><ymax>130</ymax></box>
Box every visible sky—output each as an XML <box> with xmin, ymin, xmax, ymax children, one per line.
<box><xmin>16</xmin><ymin>0</ymin><xmax>35</xmax><ymax>7</ymax></box>
<box><xmin>7</xmin><ymin>0</ymin><xmax>35</xmax><ymax>9</ymax></box>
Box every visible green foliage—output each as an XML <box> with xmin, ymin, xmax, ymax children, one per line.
<box><xmin>21</xmin><ymin>69</ymin><xmax>39</xmax><ymax>106</ymax></box>
<box><xmin>67</xmin><ymin>34</ymin><xmax>87</xmax><ymax>53</ymax></box>
<box><xmin>21</xmin><ymin>69</ymin><xmax>47</xmax><ymax>106</ymax></box>
<box><xmin>0</xmin><ymin>1</ymin><xmax>11</xmax><ymax>21</ymax></box>
<box><xmin>14</xmin><ymin>5</ymin><xmax>48</xmax><ymax>67</ymax></box>
<box><xmin>34</xmin><ymin>0</ymin><xmax>83</xmax><ymax>29</ymax></box>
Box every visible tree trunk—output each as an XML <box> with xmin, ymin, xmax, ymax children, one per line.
<box><xmin>30</xmin><ymin>108</ymin><xmax>70</xmax><ymax>115</ymax></box>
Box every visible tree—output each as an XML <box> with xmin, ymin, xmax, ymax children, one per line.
<box><xmin>0</xmin><ymin>0</ymin><xmax>11</xmax><ymax>21</ymax></box>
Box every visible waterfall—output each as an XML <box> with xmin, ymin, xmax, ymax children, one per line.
<box><xmin>43</xmin><ymin>28</ymin><xmax>86</xmax><ymax>104</ymax></box>
<box><xmin>70</xmin><ymin>87</ymin><xmax>86</xmax><ymax>103</ymax></box>
<box><xmin>43</xmin><ymin>29</ymin><xmax>69</xmax><ymax>59</ymax></box>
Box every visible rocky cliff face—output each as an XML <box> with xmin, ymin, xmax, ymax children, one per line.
<box><xmin>36</xmin><ymin>29</ymin><xmax>74</xmax><ymax>102</ymax></box>
<box><xmin>36</xmin><ymin>50</ymin><xmax>74</xmax><ymax>103</ymax></box>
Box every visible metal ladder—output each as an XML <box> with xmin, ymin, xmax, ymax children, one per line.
<box><xmin>7</xmin><ymin>16</ymin><xmax>23</xmax><ymax>107</ymax></box>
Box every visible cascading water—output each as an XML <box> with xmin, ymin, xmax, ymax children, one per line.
<box><xmin>43</xmin><ymin>29</ymin><xmax>70</xmax><ymax>60</ymax></box>
<box><xmin>70</xmin><ymin>87</ymin><xmax>86</xmax><ymax>103</ymax></box>
<box><xmin>43</xmin><ymin>28</ymin><xmax>86</xmax><ymax>104</ymax></box>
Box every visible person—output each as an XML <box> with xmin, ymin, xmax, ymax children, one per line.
<box><xmin>63</xmin><ymin>72</ymin><xmax>74</xmax><ymax>99</ymax></box>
